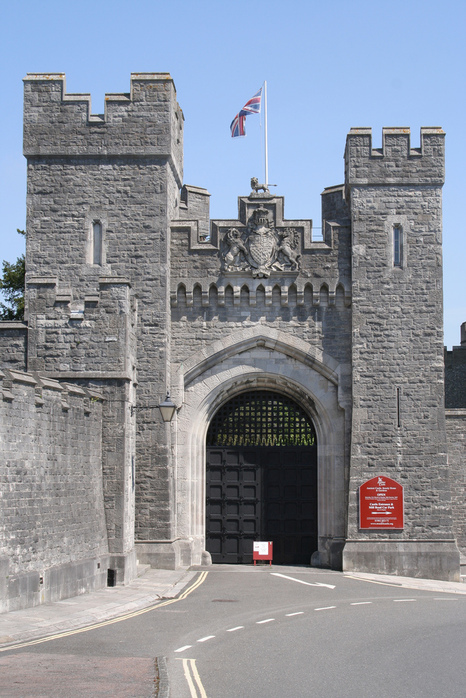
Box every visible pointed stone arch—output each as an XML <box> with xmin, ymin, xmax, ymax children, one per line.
<box><xmin>178</xmin><ymin>326</ymin><xmax>340</xmax><ymax>387</ymax></box>
<box><xmin>169</xmin><ymin>327</ymin><xmax>349</xmax><ymax>569</ymax></box>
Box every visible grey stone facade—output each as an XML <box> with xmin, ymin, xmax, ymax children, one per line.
<box><xmin>0</xmin><ymin>369</ymin><xmax>107</xmax><ymax>612</ymax></box>
<box><xmin>0</xmin><ymin>73</ymin><xmax>465</xmax><ymax>610</ymax></box>
<box><xmin>343</xmin><ymin>128</ymin><xmax>459</xmax><ymax>578</ymax></box>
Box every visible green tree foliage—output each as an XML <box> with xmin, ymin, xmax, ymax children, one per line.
<box><xmin>0</xmin><ymin>229</ymin><xmax>26</xmax><ymax>321</ymax></box>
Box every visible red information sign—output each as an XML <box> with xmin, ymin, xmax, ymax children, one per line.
<box><xmin>359</xmin><ymin>476</ymin><xmax>404</xmax><ymax>529</ymax></box>
<box><xmin>253</xmin><ymin>541</ymin><xmax>273</xmax><ymax>565</ymax></box>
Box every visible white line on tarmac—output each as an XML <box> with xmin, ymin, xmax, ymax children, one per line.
<box><xmin>226</xmin><ymin>626</ymin><xmax>244</xmax><ymax>631</ymax></box>
<box><xmin>350</xmin><ymin>601</ymin><xmax>372</xmax><ymax>605</ymax></box>
<box><xmin>286</xmin><ymin>611</ymin><xmax>304</xmax><ymax>616</ymax></box>
<box><xmin>271</xmin><ymin>572</ymin><xmax>335</xmax><ymax>589</ymax></box>
<box><xmin>393</xmin><ymin>599</ymin><xmax>416</xmax><ymax>602</ymax></box>
<box><xmin>314</xmin><ymin>606</ymin><xmax>336</xmax><ymax>611</ymax></box>
<box><xmin>175</xmin><ymin>645</ymin><xmax>192</xmax><ymax>652</ymax></box>
<box><xmin>256</xmin><ymin>618</ymin><xmax>275</xmax><ymax>624</ymax></box>
<box><xmin>197</xmin><ymin>635</ymin><xmax>215</xmax><ymax>642</ymax></box>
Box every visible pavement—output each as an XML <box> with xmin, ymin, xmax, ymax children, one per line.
<box><xmin>0</xmin><ymin>565</ymin><xmax>465</xmax><ymax>652</ymax></box>
<box><xmin>0</xmin><ymin>565</ymin><xmax>196</xmax><ymax>651</ymax></box>
<box><xmin>345</xmin><ymin>571</ymin><xmax>466</xmax><ymax>594</ymax></box>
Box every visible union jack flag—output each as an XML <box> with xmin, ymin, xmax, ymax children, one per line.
<box><xmin>230</xmin><ymin>88</ymin><xmax>262</xmax><ymax>138</ymax></box>
<box><xmin>230</xmin><ymin>113</ymin><xmax>246</xmax><ymax>138</ymax></box>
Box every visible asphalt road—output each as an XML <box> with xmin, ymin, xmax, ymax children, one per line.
<box><xmin>1</xmin><ymin>566</ymin><xmax>466</xmax><ymax>697</ymax></box>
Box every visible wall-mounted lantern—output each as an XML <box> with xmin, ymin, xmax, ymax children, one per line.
<box><xmin>130</xmin><ymin>391</ymin><xmax>178</xmax><ymax>421</ymax></box>
<box><xmin>158</xmin><ymin>392</ymin><xmax>177</xmax><ymax>423</ymax></box>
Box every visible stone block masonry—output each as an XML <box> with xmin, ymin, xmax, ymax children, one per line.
<box><xmin>23</xmin><ymin>73</ymin><xmax>184</xmax><ymax>163</ymax></box>
<box><xmin>0</xmin><ymin>369</ymin><xmax>107</xmax><ymax>612</ymax></box>
<box><xmin>446</xmin><ymin>410</ymin><xmax>466</xmax><ymax>556</ymax></box>
<box><xmin>22</xmin><ymin>74</ymin><xmax>183</xmax><ymax>556</ymax></box>
<box><xmin>445</xmin><ymin>325</ymin><xmax>466</xmax><ymax>408</ymax></box>
<box><xmin>344</xmin><ymin>127</ymin><xmax>460</xmax><ymax>580</ymax></box>
<box><xmin>0</xmin><ymin>323</ymin><xmax>27</xmax><ymax>370</ymax></box>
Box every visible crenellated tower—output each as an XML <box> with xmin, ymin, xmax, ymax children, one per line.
<box><xmin>23</xmin><ymin>73</ymin><xmax>184</xmax><ymax>578</ymax></box>
<box><xmin>343</xmin><ymin>127</ymin><xmax>459</xmax><ymax>579</ymax></box>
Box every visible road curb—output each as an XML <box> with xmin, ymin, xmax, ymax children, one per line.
<box><xmin>345</xmin><ymin>572</ymin><xmax>466</xmax><ymax>594</ymax></box>
<box><xmin>155</xmin><ymin>656</ymin><xmax>170</xmax><ymax>698</ymax></box>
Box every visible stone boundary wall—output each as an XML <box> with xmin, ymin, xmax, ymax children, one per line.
<box><xmin>446</xmin><ymin>409</ymin><xmax>466</xmax><ymax>557</ymax></box>
<box><xmin>0</xmin><ymin>369</ymin><xmax>108</xmax><ymax>612</ymax></box>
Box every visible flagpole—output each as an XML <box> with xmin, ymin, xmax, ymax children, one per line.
<box><xmin>264</xmin><ymin>80</ymin><xmax>268</xmax><ymax>187</ymax></box>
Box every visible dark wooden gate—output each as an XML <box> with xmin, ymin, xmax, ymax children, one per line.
<box><xmin>206</xmin><ymin>391</ymin><xmax>317</xmax><ymax>564</ymax></box>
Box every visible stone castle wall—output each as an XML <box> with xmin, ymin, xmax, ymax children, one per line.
<box><xmin>22</xmin><ymin>73</ymin><xmax>183</xmax><ymax>565</ymax></box>
<box><xmin>444</xmin><ymin>325</ymin><xmax>466</xmax><ymax>559</ymax></box>
<box><xmin>343</xmin><ymin>128</ymin><xmax>459</xmax><ymax>579</ymax></box>
<box><xmin>0</xmin><ymin>369</ymin><xmax>107</xmax><ymax>612</ymax></box>
<box><xmin>170</xmin><ymin>184</ymin><xmax>352</xmax><ymax>370</ymax></box>
<box><xmin>446</xmin><ymin>410</ymin><xmax>466</xmax><ymax>556</ymax></box>
<box><xmin>0</xmin><ymin>323</ymin><xmax>27</xmax><ymax>370</ymax></box>
<box><xmin>162</xmin><ymin>183</ymin><xmax>355</xmax><ymax>568</ymax></box>
<box><xmin>445</xmin><ymin>326</ymin><xmax>466</xmax><ymax>408</ymax></box>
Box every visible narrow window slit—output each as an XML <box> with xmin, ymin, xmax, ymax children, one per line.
<box><xmin>393</xmin><ymin>225</ymin><xmax>403</xmax><ymax>267</ymax></box>
<box><xmin>396</xmin><ymin>387</ymin><xmax>401</xmax><ymax>428</ymax></box>
<box><xmin>93</xmin><ymin>220</ymin><xmax>103</xmax><ymax>265</ymax></box>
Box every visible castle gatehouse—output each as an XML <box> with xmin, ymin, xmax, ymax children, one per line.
<box><xmin>0</xmin><ymin>73</ymin><xmax>464</xmax><ymax>611</ymax></box>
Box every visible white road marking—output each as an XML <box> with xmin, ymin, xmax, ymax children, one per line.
<box><xmin>173</xmin><ymin>596</ymin><xmax>458</xmax><ymax>662</ymax></box>
<box><xmin>271</xmin><ymin>572</ymin><xmax>335</xmax><ymax>589</ymax></box>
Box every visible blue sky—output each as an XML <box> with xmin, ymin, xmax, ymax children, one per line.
<box><xmin>1</xmin><ymin>0</ymin><xmax>465</xmax><ymax>347</ymax></box>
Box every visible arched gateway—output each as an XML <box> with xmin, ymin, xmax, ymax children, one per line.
<box><xmin>205</xmin><ymin>390</ymin><xmax>317</xmax><ymax>564</ymax></box>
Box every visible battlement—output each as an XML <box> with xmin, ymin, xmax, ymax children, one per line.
<box><xmin>345</xmin><ymin>126</ymin><xmax>445</xmax><ymax>186</ymax></box>
<box><xmin>23</xmin><ymin>73</ymin><xmax>184</xmax><ymax>171</ymax></box>
<box><xmin>171</xmin><ymin>280</ymin><xmax>351</xmax><ymax>309</ymax></box>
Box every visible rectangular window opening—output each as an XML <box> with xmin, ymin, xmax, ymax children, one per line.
<box><xmin>393</xmin><ymin>226</ymin><xmax>403</xmax><ymax>267</ymax></box>
<box><xmin>93</xmin><ymin>221</ymin><xmax>102</xmax><ymax>265</ymax></box>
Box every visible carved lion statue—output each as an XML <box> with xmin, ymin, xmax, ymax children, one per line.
<box><xmin>250</xmin><ymin>177</ymin><xmax>270</xmax><ymax>195</ymax></box>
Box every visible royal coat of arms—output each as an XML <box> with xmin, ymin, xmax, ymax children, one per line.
<box><xmin>221</xmin><ymin>208</ymin><xmax>300</xmax><ymax>277</ymax></box>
